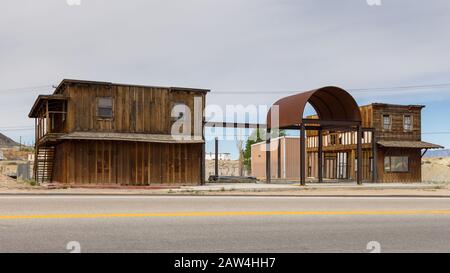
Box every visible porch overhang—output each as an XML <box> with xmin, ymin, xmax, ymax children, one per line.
<box><xmin>377</xmin><ymin>140</ymin><xmax>443</xmax><ymax>149</ymax></box>
<box><xmin>28</xmin><ymin>95</ymin><xmax>68</xmax><ymax>118</ymax></box>
<box><xmin>59</xmin><ymin>132</ymin><xmax>205</xmax><ymax>144</ymax></box>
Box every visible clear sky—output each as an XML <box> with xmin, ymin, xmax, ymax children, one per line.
<box><xmin>1</xmin><ymin>0</ymin><xmax>449</xmax><ymax>158</ymax></box>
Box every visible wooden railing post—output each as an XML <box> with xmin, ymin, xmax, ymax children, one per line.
<box><xmin>357</xmin><ymin>125</ymin><xmax>363</xmax><ymax>185</ymax></box>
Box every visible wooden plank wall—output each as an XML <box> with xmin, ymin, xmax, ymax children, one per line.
<box><xmin>371</xmin><ymin>105</ymin><xmax>422</xmax><ymax>141</ymax></box>
<box><xmin>65</xmin><ymin>84</ymin><xmax>204</xmax><ymax>135</ymax></box>
<box><xmin>53</xmin><ymin>140</ymin><xmax>202</xmax><ymax>185</ymax></box>
<box><xmin>376</xmin><ymin>147</ymin><xmax>421</xmax><ymax>182</ymax></box>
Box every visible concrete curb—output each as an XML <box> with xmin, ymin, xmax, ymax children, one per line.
<box><xmin>0</xmin><ymin>183</ymin><xmax>447</xmax><ymax>196</ymax></box>
<box><xmin>180</xmin><ymin>185</ymin><xmax>445</xmax><ymax>193</ymax></box>
<box><xmin>0</xmin><ymin>193</ymin><xmax>449</xmax><ymax>198</ymax></box>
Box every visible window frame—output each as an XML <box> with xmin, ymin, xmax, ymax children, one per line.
<box><xmin>96</xmin><ymin>96</ymin><xmax>114</xmax><ymax>120</ymax></box>
<box><xmin>403</xmin><ymin>114</ymin><xmax>413</xmax><ymax>132</ymax></box>
<box><xmin>384</xmin><ymin>156</ymin><xmax>409</xmax><ymax>173</ymax></box>
<box><xmin>382</xmin><ymin>114</ymin><xmax>392</xmax><ymax>131</ymax></box>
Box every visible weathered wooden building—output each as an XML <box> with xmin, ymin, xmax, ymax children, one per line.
<box><xmin>29</xmin><ymin>79</ymin><xmax>209</xmax><ymax>185</ymax></box>
<box><xmin>251</xmin><ymin>102</ymin><xmax>443</xmax><ymax>183</ymax></box>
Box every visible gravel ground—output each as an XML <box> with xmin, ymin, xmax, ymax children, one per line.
<box><xmin>0</xmin><ymin>174</ymin><xmax>34</xmax><ymax>189</ymax></box>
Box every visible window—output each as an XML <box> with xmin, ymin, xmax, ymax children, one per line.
<box><xmin>97</xmin><ymin>97</ymin><xmax>113</xmax><ymax>118</ymax></box>
<box><xmin>330</xmin><ymin>134</ymin><xmax>337</xmax><ymax>145</ymax></box>
<box><xmin>404</xmin><ymin>114</ymin><xmax>412</xmax><ymax>132</ymax></box>
<box><xmin>382</xmin><ymin>114</ymin><xmax>391</xmax><ymax>130</ymax></box>
<box><xmin>384</xmin><ymin>156</ymin><xmax>409</xmax><ymax>172</ymax></box>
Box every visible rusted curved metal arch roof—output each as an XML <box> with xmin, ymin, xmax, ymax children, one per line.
<box><xmin>267</xmin><ymin>86</ymin><xmax>361</xmax><ymax>129</ymax></box>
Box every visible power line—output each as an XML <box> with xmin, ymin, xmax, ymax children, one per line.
<box><xmin>1</xmin><ymin>82</ymin><xmax>450</xmax><ymax>94</ymax></box>
<box><xmin>0</xmin><ymin>85</ymin><xmax>54</xmax><ymax>93</ymax></box>
<box><xmin>422</xmin><ymin>132</ymin><xmax>450</xmax><ymax>135</ymax></box>
<box><xmin>210</xmin><ymin>83</ymin><xmax>450</xmax><ymax>94</ymax></box>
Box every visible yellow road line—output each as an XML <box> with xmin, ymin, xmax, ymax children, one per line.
<box><xmin>1</xmin><ymin>210</ymin><xmax>450</xmax><ymax>220</ymax></box>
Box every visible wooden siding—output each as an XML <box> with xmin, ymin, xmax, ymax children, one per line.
<box><xmin>33</xmin><ymin>81</ymin><xmax>207</xmax><ymax>185</ymax></box>
<box><xmin>64</xmin><ymin>83</ymin><xmax>205</xmax><ymax>136</ymax></box>
<box><xmin>376</xmin><ymin>147</ymin><xmax>422</xmax><ymax>183</ymax></box>
<box><xmin>52</xmin><ymin>140</ymin><xmax>202</xmax><ymax>185</ymax></box>
<box><xmin>371</xmin><ymin>104</ymin><xmax>422</xmax><ymax>141</ymax></box>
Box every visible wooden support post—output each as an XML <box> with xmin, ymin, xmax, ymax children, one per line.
<box><xmin>33</xmin><ymin>118</ymin><xmax>38</xmax><ymax>180</ymax></box>
<box><xmin>318</xmin><ymin>128</ymin><xmax>323</xmax><ymax>183</ymax></box>
<box><xmin>200</xmin><ymin>117</ymin><xmax>206</xmax><ymax>185</ymax></box>
<box><xmin>300</xmin><ymin>123</ymin><xmax>306</xmax><ymax>186</ymax></box>
<box><xmin>277</xmin><ymin>139</ymin><xmax>281</xmax><ymax>179</ymax></box>
<box><xmin>357</xmin><ymin>125</ymin><xmax>363</xmax><ymax>185</ymax></box>
<box><xmin>372</xmin><ymin>130</ymin><xmax>378</xmax><ymax>183</ymax></box>
<box><xmin>200</xmin><ymin>142</ymin><xmax>205</xmax><ymax>185</ymax></box>
<box><xmin>46</xmin><ymin>101</ymin><xmax>50</xmax><ymax>135</ymax></box>
<box><xmin>266</xmin><ymin>128</ymin><xmax>271</xmax><ymax>184</ymax></box>
<box><xmin>214</xmin><ymin>137</ymin><xmax>219</xmax><ymax>180</ymax></box>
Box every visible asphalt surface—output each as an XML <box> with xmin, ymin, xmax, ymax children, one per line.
<box><xmin>0</xmin><ymin>196</ymin><xmax>449</xmax><ymax>253</ymax></box>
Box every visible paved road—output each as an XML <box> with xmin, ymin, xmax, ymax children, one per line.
<box><xmin>0</xmin><ymin>195</ymin><xmax>449</xmax><ymax>253</ymax></box>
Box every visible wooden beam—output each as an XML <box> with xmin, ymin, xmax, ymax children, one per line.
<box><xmin>266</xmin><ymin>129</ymin><xmax>271</xmax><ymax>184</ymax></box>
<box><xmin>300</xmin><ymin>123</ymin><xmax>306</xmax><ymax>186</ymax></box>
<box><xmin>200</xmin><ymin>142</ymin><xmax>205</xmax><ymax>185</ymax></box>
<box><xmin>318</xmin><ymin>128</ymin><xmax>323</xmax><ymax>183</ymax></box>
<box><xmin>372</xmin><ymin>130</ymin><xmax>378</xmax><ymax>183</ymax></box>
<box><xmin>421</xmin><ymin>149</ymin><xmax>428</xmax><ymax>158</ymax></box>
<box><xmin>302</xmin><ymin>119</ymin><xmax>360</xmax><ymax>126</ymax></box>
<box><xmin>205</xmin><ymin>122</ymin><xmax>266</xmax><ymax>129</ymax></box>
<box><xmin>214</xmin><ymin>137</ymin><xmax>219</xmax><ymax>179</ymax></box>
<box><xmin>277</xmin><ymin>139</ymin><xmax>281</xmax><ymax>179</ymax></box>
<box><xmin>357</xmin><ymin>125</ymin><xmax>363</xmax><ymax>185</ymax></box>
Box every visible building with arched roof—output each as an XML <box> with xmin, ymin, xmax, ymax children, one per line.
<box><xmin>251</xmin><ymin>87</ymin><xmax>443</xmax><ymax>184</ymax></box>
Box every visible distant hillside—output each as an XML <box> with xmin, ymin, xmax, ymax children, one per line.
<box><xmin>424</xmin><ymin>149</ymin><xmax>450</xmax><ymax>158</ymax></box>
<box><xmin>0</xmin><ymin>133</ymin><xmax>20</xmax><ymax>148</ymax></box>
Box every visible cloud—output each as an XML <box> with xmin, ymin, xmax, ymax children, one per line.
<box><xmin>1</xmin><ymin>0</ymin><xmax>450</xmax><ymax>142</ymax></box>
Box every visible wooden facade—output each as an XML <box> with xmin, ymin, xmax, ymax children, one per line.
<box><xmin>52</xmin><ymin>141</ymin><xmax>202</xmax><ymax>185</ymax></box>
<box><xmin>29</xmin><ymin>79</ymin><xmax>209</xmax><ymax>185</ymax></box>
<box><xmin>252</xmin><ymin>103</ymin><xmax>442</xmax><ymax>183</ymax></box>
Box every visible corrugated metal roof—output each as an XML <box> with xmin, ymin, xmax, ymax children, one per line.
<box><xmin>267</xmin><ymin>86</ymin><xmax>361</xmax><ymax>129</ymax></box>
<box><xmin>377</xmin><ymin>140</ymin><xmax>443</xmax><ymax>149</ymax></box>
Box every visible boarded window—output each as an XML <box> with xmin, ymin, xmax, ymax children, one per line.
<box><xmin>404</xmin><ymin>115</ymin><xmax>412</xmax><ymax>131</ymax></box>
<box><xmin>384</xmin><ymin>156</ymin><xmax>409</xmax><ymax>173</ymax></box>
<box><xmin>382</xmin><ymin>114</ymin><xmax>391</xmax><ymax>130</ymax></box>
<box><xmin>97</xmin><ymin>97</ymin><xmax>113</xmax><ymax>118</ymax></box>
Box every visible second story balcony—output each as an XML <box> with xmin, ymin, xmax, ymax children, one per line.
<box><xmin>28</xmin><ymin>95</ymin><xmax>68</xmax><ymax>146</ymax></box>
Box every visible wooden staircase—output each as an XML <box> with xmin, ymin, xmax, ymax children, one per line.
<box><xmin>34</xmin><ymin>146</ymin><xmax>55</xmax><ymax>183</ymax></box>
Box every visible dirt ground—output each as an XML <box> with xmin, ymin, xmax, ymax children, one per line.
<box><xmin>422</xmin><ymin>157</ymin><xmax>450</xmax><ymax>182</ymax></box>
<box><xmin>0</xmin><ymin>157</ymin><xmax>448</xmax><ymax>193</ymax></box>
<box><xmin>205</xmin><ymin>160</ymin><xmax>246</xmax><ymax>178</ymax></box>
<box><xmin>0</xmin><ymin>174</ymin><xmax>33</xmax><ymax>189</ymax></box>
<box><xmin>205</xmin><ymin>157</ymin><xmax>450</xmax><ymax>182</ymax></box>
